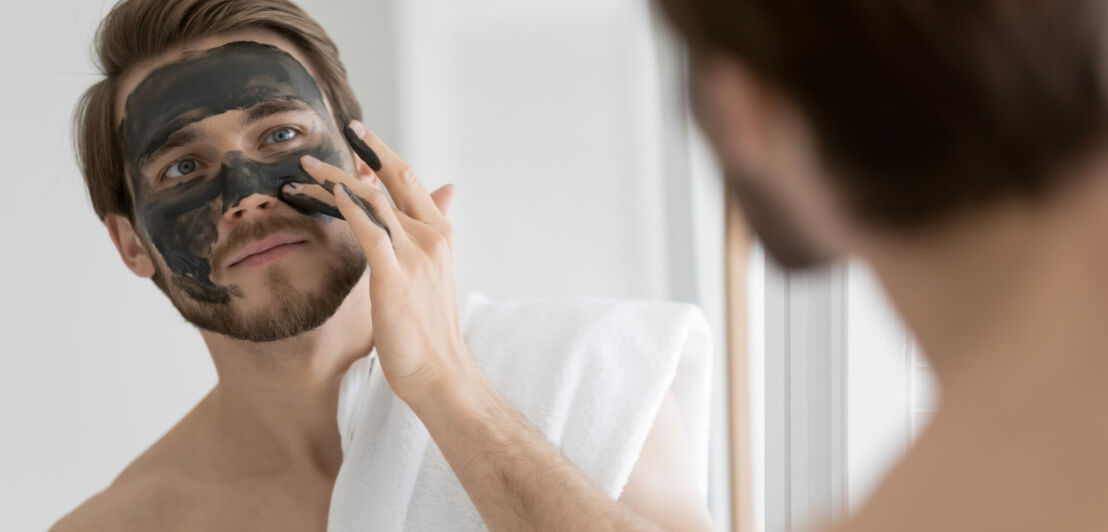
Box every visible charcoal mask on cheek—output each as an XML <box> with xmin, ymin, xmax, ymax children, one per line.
<box><xmin>121</xmin><ymin>41</ymin><xmax>348</xmax><ymax>305</ymax></box>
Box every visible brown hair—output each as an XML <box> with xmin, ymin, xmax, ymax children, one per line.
<box><xmin>658</xmin><ymin>0</ymin><xmax>1108</xmax><ymax>228</ymax></box>
<box><xmin>74</xmin><ymin>0</ymin><xmax>361</xmax><ymax>221</ymax></box>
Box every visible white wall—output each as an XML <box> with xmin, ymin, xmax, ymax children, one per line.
<box><xmin>0</xmin><ymin>1</ymin><xmax>727</xmax><ymax>530</ymax></box>
<box><xmin>394</xmin><ymin>0</ymin><xmax>672</xmax><ymax>300</ymax></box>
<box><xmin>845</xmin><ymin>263</ymin><xmax>936</xmax><ymax>511</ymax></box>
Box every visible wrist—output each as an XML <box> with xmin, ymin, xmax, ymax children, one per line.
<box><xmin>398</xmin><ymin>345</ymin><xmax>493</xmax><ymax>417</ymax></box>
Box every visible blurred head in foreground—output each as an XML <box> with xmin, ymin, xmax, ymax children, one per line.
<box><xmin>657</xmin><ymin>1</ymin><xmax>1108</xmax><ymax>270</ymax></box>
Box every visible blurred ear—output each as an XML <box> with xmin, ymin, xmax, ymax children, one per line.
<box><xmin>691</xmin><ymin>55</ymin><xmax>777</xmax><ymax>173</ymax></box>
<box><xmin>105</xmin><ymin>214</ymin><xmax>156</xmax><ymax>278</ymax></box>
<box><xmin>692</xmin><ymin>54</ymin><xmax>854</xmax><ymax>262</ymax></box>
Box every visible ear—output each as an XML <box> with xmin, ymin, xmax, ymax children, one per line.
<box><xmin>105</xmin><ymin>213</ymin><xmax>156</xmax><ymax>278</ymax></box>
<box><xmin>691</xmin><ymin>55</ymin><xmax>777</xmax><ymax>173</ymax></box>
<box><xmin>354</xmin><ymin>156</ymin><xmax>380</xmax><ymax>186</ymax></box>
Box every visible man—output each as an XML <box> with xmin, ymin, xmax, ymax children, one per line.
<box><xmin>53</xmin><ymin>0</ymin><xmax>713</xmax><ymax>530</ymax></box>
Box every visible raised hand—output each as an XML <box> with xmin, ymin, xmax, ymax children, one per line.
<box><xmin>284</xmin><ymin>120</ymin><xmax>472</xmax><ymax>405</ymax></box>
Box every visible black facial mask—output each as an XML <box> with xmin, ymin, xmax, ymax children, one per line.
<box><xmin>121</xmin><ymin>41</ymin><xmax>353</xmax><ymax>304</ymax></box>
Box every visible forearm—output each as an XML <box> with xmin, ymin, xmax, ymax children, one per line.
<box><xmin>406</xmin><ymin>363</ymin><xmax>666</xmax><ymax>532</ymax></box>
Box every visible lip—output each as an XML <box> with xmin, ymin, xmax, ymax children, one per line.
<box><xmin>227</xmin><ymin>233</ymin><xmax>309</xmax><ymax>268</ymax></box>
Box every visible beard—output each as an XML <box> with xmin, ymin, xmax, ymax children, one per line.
<box><xmin>150</xmin><ymin>215</ymin><xmax>367</xmax><ymax>343</ymax></box>
<box><xmin>726</xmin><ymin>167</ymin><xmax>835</xmax><ymax>270</ymax></box>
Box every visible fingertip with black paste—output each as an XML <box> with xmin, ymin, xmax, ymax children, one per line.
<box><xmin>343</xmin><ymin>124</ymin><xmax>383</xmax><ymax>172</ymax></box>
<box><xmin>281</xmin><ymin>188</ymin><xmax>345</xmax><ymax>220</ymax></box>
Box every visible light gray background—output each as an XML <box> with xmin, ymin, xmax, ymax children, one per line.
<box><xmin>0</xmin><ymin>0</ymin><xmax>730</xmax><ymax>530</ymax></box>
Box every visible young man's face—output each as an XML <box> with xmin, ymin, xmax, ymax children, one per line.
<box><xmin>114</xmin><ymin>31</ymin><xmax>367</xmax><ymax>342</ymax></box>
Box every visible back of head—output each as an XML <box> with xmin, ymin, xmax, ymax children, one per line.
<box><xmin>658</xmin><ymin>0</ymin><xmax>1108</xmax><ymax>229</ymax></box>
<box><xmin>74</xmin><ymin>0</ymin><xmax>361</xmax><ymax>222</ymax></box>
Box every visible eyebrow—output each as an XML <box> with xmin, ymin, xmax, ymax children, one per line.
<box><xmin>240</xmin><ymin>98</ymin><xmax>310</xmax><ymax>127</ymax></box>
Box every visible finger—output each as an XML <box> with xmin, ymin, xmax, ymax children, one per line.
<box><xmin>347</xmin><ymin>120</ymin><xmax>443</xmax><ymax>223</ymax></box>
<box><xmin>344</xmin><ymin>182</ymin><xmax>410</xmax><ymax>246</ymax></box>
<box><xmin>343</xmin><ymin>124</ymin><xmax>383</xmax><ymax>172</ymax></box>
<box><xmin>429</xmin><ymin>184</ymin><xmax>456</xmax><ymax>218</ymax></box>
<box><xmin>390</xmin><ymin>205</ymin><xmax>439</xmax><ymax>245</ymax></box>
<box><xmin>281</xmin><ymin>183</ymin><xmax>341</xmax><ymax>219</ymax></box>
<box><xmin>300</xmin><ymin>155</ymin><xmax>389</xmax><ymax>232</ymax></box>
<box><xmin>335</xmin><ymin>183</ymin><xmax>400</xmax><ymax>274</ymax></box>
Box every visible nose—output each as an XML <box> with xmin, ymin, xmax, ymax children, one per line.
<box><xmin>224</xmin><ymin>193</ymin><xmax>278</xmax><ymax>221</ymax></box>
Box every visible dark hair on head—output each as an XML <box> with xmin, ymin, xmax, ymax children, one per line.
<box><xmin>74</xmin><ymin>0</ymin><xmax>362</xmax><ymax>221</ymax></box>
<box><xmin>657</xmin><ymin>0</ymin><xmax>1108</xmax><ymax>228</ymax></box>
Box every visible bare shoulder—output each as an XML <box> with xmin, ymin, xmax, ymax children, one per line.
<box><xmin>49</xmin><ymin>470</ymin><xmax>198</xmax><ymax>532</ymax></box>
<box><xmin>50</xmin><ymin>407</ymin><xmax>211</xmax><ymax>532</ymax></box>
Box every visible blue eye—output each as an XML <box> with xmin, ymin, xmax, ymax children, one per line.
<box><xmin>165</xmin><ymin>158</ymin><xmax>199</xmax><ymax>179</ymax></box>
<box><xmin>266</xmin><ymin>127</ymin><xmax>298</xmax><ymax>144</ymax></box>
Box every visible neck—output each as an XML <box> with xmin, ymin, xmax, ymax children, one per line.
<box><xmin>861</xmin><ymin>160</ymin><xmax>1108</xmax><ymax>399</ymax></box>
<box><xmin>198</xmin><ymin>274</ymin><xmax>373</xmax><ymax>478</ymax></box>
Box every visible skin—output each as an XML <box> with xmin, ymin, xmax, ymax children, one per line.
<box><xmin>51</xmin><ymin>30</ymin><xmax>714</xmax><ymax>532</ymax></box>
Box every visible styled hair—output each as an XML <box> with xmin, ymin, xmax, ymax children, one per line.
<box><xmin>74</xmin><ymin>0</ymin><xmax>361</xmax><ymax>221</ymax></box>
<box><xmin>658</xmin><ymin>0</ymin><xmax>1108</xmax><ymax>228</ymax></box>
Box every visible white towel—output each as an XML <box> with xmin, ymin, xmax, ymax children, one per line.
<box><xmin>327</xmin><ymin>293</ymin><xmax>713</xmax><ymax>532</ymax></box>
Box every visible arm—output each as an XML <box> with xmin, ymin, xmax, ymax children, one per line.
<box><xmin>411</xmin><ymin>365</ymin><xmax>670</xmax><ymax>532</ymax></box>
<box><xmin>411</xmin><ymin>362</ymin><xmax>715</xmax><ymax>532</ymax></box>
<box><xmin>292</xmin><ymin>121</ymin><xmax>705</xmax><ymax>531</ymax></box>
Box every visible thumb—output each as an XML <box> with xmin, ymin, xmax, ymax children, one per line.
<box><xmin>430</xmin><ymin>184</ymin><xmax>457</xmax><ymax>218</ymax></box>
